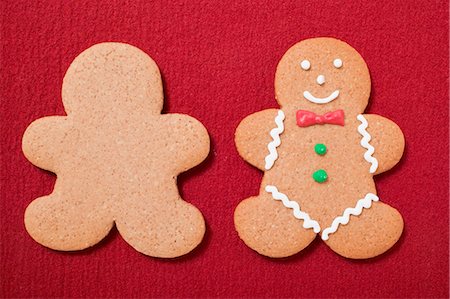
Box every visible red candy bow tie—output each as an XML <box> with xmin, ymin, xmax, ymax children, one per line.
<box><xmin>296</xmin><ymin>109</ymin><xmax>345</xmax><ymax>127</ymax></box>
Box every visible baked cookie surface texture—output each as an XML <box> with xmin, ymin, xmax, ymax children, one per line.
<box><xmin>23</xmin><ymin>42</ymin><xmax>210</xmax><ymax>258</ymax></box>
<box><xmin>234</xmin><ymin>37</ymin><xmax>405</xmax><ymax>259</ymax></box>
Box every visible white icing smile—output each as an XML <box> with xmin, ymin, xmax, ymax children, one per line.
<box><xmin>303</xmin><ymin>90</ymin><xmax>340</xmax><ymax>104</ymax></box>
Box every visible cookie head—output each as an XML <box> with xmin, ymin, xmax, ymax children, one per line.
<box><xmin>275</xmin><ymin>38</ymin><xmax>371</xmax><ymax>115</ymax></box>
<box><xmin>62</xmin><ymin>42</ymin><xmax>164</xmax><ymax>118</ymax></box>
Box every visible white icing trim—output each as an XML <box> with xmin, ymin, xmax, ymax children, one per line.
<box><xmin>321</xmin><ymin>193</ymin><xmax>379</xmax><ymax>240</ymax></box>
<box><xmin>264</xmin><ymin>110</ymin><xmax>285</xmax><ymax>170</ymax></box>
<box><xmin>303</xmin><ymin>90</ymin><xmax>339</xmax><ymax>104</ymax></box>
<box><xmin>357</xmin><ymin>114</ymin><xmax>379</xmax><ymax>173</ymax></box>
<box><xmin>265</xmin><ymin>185</ymin><xmax>321</xmax><ymax>233</ymax></box>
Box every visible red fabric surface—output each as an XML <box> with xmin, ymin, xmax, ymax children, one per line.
<box><xmin>1</xmin><ymin>1</ymin><xmax>449</xmax><ymax>298</ymax></box>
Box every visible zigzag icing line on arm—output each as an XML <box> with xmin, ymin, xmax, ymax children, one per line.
<box><xmin>321</xmin><ymin>193</ymin><xmax>379</xmax><ymax>241</ymax></box>
<box><xmin>265</xmin><ymin>185</ymin><xmax>321</xmax><ymax>233</ymax></box>
<box><xmin>357</xmin><ymin>114</ymin><xmax>379</xmax><ymax>174</ymax></box>
<box><xmin>264</xmin><ymin>110</ymin><xmax>285</xmax><ymax>170</ymax></box>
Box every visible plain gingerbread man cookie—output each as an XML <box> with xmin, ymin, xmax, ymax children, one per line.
<box><xmin>234</xmin><ymin>37</ymin><xmax>405</xmax><ymax>259</ymax></box>
<box><xmin>23</xmin><ymin>42</ymin><xmax>210</xmax><ymax>258</ymax></box>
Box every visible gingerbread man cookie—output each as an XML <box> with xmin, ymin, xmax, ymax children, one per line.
<box><xmin>22</xmin><ymin>43</ymin><xmax>210</xmax><ymax>258</ymax></box>
<box><xmin>234</xmin><ymin>38</ymin><xmax>405</xmax><ymax>259</ymax></box>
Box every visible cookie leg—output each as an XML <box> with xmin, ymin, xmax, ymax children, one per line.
<box><xmin>323</xmin><ymin>201</ymin><xmax>403</xmax><ymax>259</ymax></box>
<box><xmin>234</xmin><ymin>194</ymin><xmax>317</xmax><ymax>258</ymax></box>
<box><xmin>24</xmin><ymin>195</ymin><xmax>114</xmax><ymax>251</ymax></box>
<box><xmin>115</xmin><ymin>199</ymin><xmax>205</xmax><ymax>258</ymax></box>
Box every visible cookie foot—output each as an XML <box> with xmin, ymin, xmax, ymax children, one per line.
<box><xmin>323</xmin><ymin>201</ymin><xmax>403</xmax><ymax>259</ymax></box>
<box><xmin>24</xmin><ymin>195</ymin><xmax>114</xmax><ymax>251</ymax></box>
<box><xmin>116</xmin><ymin>199</ymin><xmax>205</xmax><ymax>258</ymax></box>
<box><xmin>234</xmin><ymin>195</ymin><xmax>317</xmax><ymax>258</ymax></box>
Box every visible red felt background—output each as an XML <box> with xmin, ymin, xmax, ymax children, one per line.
<box><xmin>1</xmin><ymin>1</ymin><xmax>449</xmax><ymax>298</ymax></box>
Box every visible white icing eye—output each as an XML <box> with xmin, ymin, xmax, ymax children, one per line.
<box><xmin>300</xmin><ymin>60</ymin><xmax>311</xmax><ymax>70</ymax></box>
<box><xmin>333</xmin><ymin>58</ymin><xmax>343</xmax><ymax>68</ymax></box>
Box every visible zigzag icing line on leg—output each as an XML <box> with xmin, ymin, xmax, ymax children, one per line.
<box><xmin>357</xmin><ymin>114</ymin><xmax>378</xmax><ymax>174</ymax></box>
<box><xmin>321</xmin><ymin>193</ymin><xmax>379</xmax><ymax>241</ymax></box>
<box><xmin>265</xmin><ymin>185</ymin><xmax>321</xmax><ymax>233</ymax></box>
<box><xmin>264</xmin><ymin>110</ymin><xmax>285</xmax><ymax>170</ymax></box>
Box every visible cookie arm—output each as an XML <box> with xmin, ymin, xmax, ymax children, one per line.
<box><xmin>22</xmin><ymin>116</ymin><xmax>73</xmax><ymax>172</ymax></box>
<box><xmin>235</xmin><ymin>109</ymin><xmax>280</xmax><ymax>171</ymax></box>
<box><xmin>163</xmin><ymin>114</ymin><xmax>210</xmax><ymax>173</ymax></box>
<box><xmin>362</xmin><ymin>114</ymin><xmax>405</xmax><ymax>175</ymax></box>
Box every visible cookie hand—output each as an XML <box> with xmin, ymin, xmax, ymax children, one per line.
<box><xmin>22</xmin><ymin>116</ymin><xmax>76</xmax><ymax>172</ymax></box>
<box><xmin>235</xmin><ymin>109</ymin><xmax>280</xmax><ymax>171</ymax></box>
<box><xmin>161</xmin><ymin>114</ymin><xmax>210</xmax><ymax>173</ymax></box>
<box><xmin>362</xmin><ymin>114</ymin><xmax>405</xmax><ymax>175</ymax></box>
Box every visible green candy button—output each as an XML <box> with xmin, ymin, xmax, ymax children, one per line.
<box><xmin>314</xmin><ymin>143</ymin><xmax>327</xmax><ymax>155</ymax></box>
<box><xmin>312</xmin><ymin>169</ymin><xmax>328</xmax><ymax>183</ymax></box>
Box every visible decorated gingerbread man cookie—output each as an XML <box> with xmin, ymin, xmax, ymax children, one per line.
<box><xmin>22</xmin><ymin>42</ymin><xmax>210</xmax><ymax>258</ymax></box>
<box><xmin>234</xmin><ymin>37</ymin><xmax>405</xmax><ymax>259</ymax></box>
